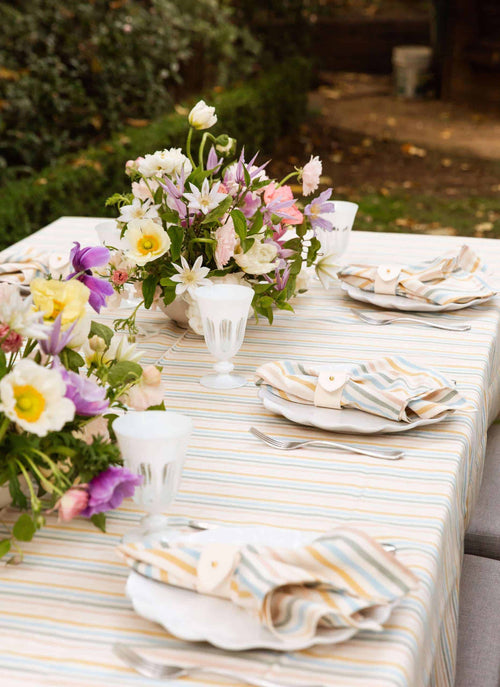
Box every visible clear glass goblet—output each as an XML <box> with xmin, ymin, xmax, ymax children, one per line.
<box><xmin>316</xmin><ymin>200</ymin><xmax>358</xmax><ymax>261</ymax></box>
<box><xmin>113</xmin><ymin>411</ymin><xmax>193</xmax><ymax>542</ymax></box>
<box><xmin>195</xmin><ymin>284</ymin><xmax>253</xmax><ymax>390</ymax></box>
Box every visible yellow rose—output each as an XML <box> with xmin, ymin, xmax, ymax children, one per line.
<box><xmin>31</xmin><ymin>278</ymin><xmax>89</xmax><ymax>326</ymax></box>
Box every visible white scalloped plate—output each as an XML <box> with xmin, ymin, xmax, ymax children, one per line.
<box><xmin>126</xmin><ymin>526</ymin><xmax>394</xmax><ymax>651</ymax></box>
<box><xmin>341</xmin><ymin>283</ymin><xmax>491</xmax><ymax>312</ymax></box>
<box><xmin>258</xmin><ymin>386</ymin><xmax>445</xmax><ymax>434</ymax></box>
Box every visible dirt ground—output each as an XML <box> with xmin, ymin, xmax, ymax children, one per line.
<box><xmin>270</xmin><ymin>72</ymin><xmax>500</xmax><ymax>238</ymax></box>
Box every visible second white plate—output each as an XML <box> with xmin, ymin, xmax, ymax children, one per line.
<box><xmin>341</xmin><ymin>282</ymin><xmax>490</xmax><ymax>312</ymax></box>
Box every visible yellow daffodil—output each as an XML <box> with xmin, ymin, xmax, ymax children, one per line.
<box><xmin>31</xmin><ymin>278</ymin><xmax>89</xmax><ymax>326</ymax></box>
<box><xmin>0</xmin><ymin>359</ymin><xmax>75</xmax><ymax>436</ymax></box>
<box><xmin>124</xmin><ymin>219</ymin><xmax>171</xmax><ymax>266</ymax></box>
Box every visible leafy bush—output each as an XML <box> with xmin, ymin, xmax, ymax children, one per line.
<box><xmin>0</xmin><ymin>58</ymin><xmax>311</xmax><ymax>250</ymax></box>
<box><xmin>0</xmin><ymin>0</ymin><xmax>258</xmax><ymax>183</ymax></box>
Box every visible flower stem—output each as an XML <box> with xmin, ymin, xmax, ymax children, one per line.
<box><xmin>186</xmin><ymin>128</ymin><xmax>195</xmax><ymax>167</ymax></box>
<box><xmin>0</xmin><ymin>416</ymin><xmax>10</xmax><ymax>443</ymax></box>
<box><xmin>276</xmin><ymin>171</ymin><xmax>299</xmax><ymax>189</ymax></box>
<box><xmin>198</xmin><ymin>132</ymin><xmax>209</xmax><ymax>169</ymax></box>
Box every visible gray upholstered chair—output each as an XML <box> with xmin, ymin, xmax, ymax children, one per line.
<box><xmin>455</xmin><ymin>554</ymin><xmax>500</xmax><ymax>687</ymax></box>
<box><xmin>464</xmin><ymin>423</ymin><xmax>500</xmax><ymax>560</ymax></box>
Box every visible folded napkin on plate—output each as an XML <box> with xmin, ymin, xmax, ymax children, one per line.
<box><xmin>337</xmin><ymin>244</ymin><xmax>495</xmax><ymax>305</ymax></box>
<box><xmin>0</xmin><ymin>246</ymin><xmax>49</xmax><ymax>285</ymax></box>
<box><xmin>256</xmin><ymin>356</ymin><xmax>468</xmax><ymax>422</ymax></box>
<box><xmin>118</xmin><ymin>527</ymin><xmax>418</xmax><ymax>643</ymax></box>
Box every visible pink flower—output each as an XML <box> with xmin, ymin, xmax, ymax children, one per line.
<box><xmin>0</xmin><ymin>323</ymin><xmax>10</xmax><ymax>339</ymax></box>
<box><xmin>1</xmin><ymin>330</ymin><xmax>23</xmax><ymax>353</ymax></box>
<box><xmin>302</xmin><ymin>155</ymin><xmax>322</xmax><ymax>196</ymax></box>
<box><xmin>77</xmin><ymin>416</ymin><xmax>110</xmax><ymax>445</ymax></box>
<box><xmin>111</xmin><ymin>270</ymin><xmax>129</xmax><ymax>285</ymax></box>
<box><xmin>125</xmin><ymin>156</ymin><xmax>144</xmax><ymax>176</ymax></box>
<box><xmin>131</xmin><ymin>177</ymin><xmax>158</xmax><ymax>200</ymax></box>
<box><xmin>125</xmin><ymin>365</ymin><xmax>164</xmax><ymax>410</ymax></box>
<box><xmin>263</xmin><ymin>183</ymin><xmax>303</xmax><ymax>226</ymax></box>
<box><xmin>214</xmin><ymin>217</ymin><xmax>237</xmax><ymax>269</ymax></box>
<box><xmin>55</xmin><ymin>487</ymin><xmax>89</xmax><ymax>522</ymax></box>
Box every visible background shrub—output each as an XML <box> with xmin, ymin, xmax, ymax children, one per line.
<box><xmin>0</xmin><ymin>58</ymin><xmax>311</xmax><ymax>250</ymax></box>
<box><xmin>0</xmin><ymin>0</ymin><xmax>258</xmax><ymax>184</ymax></box>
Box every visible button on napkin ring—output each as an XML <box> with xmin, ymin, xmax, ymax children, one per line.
<box><xmin>196</xmin><ymin>543</ymin><xmax>239</xmax><ymax>596</ymax></box>
<box><xmin>314</xmin><ymin>370</ymin><xmax>349</xmax><ymax>409</ymax></box>
<box><xmin>374</xmin><ymin>264</ymin><xmax>402</xmax><ymax>295</ymax></box>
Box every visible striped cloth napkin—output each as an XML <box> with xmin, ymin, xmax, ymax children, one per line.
<box><xmin>0</xmin><ymin>246</ymin><xmax>49</xmax><ymax>285</ymax></box>
<box><xmin>256</xmin><ymin>357</ymin><xmax>468</xmax><ymax>422</ymax></box>
<box><xmin>118</xmin><ymin>528</ymin><xmax>418</xmax><ymax>644</ymax></box>
<box><xmin>337</xmin><ymin>244</ymin><xmax>495</xmax><ymax>305</ymax></box>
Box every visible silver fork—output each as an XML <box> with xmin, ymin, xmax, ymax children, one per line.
<box><xmin>250</xmin><ymin>426</ymin><xmax>403</xmax><ymax>460</ymax></box>
<box><xmin>352</xmin><ymin>309</ymin><xmax>471</xmax><ymax>332</ymax></box>
<box><xmin>113</xmin><ymin>643</ymin><xmax>323</xmax><ymax>687</ymax></box>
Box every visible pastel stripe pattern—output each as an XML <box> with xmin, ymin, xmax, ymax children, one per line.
<box><xmin>118</xmin><ymin>527</ymin><xmax>418</xmax><ymax>644</ymax></box>
<box><xmin>0</xmin><ymin>245</ymin><xmax>49</xmax><ymax>284</ymax></box>
<box><xmin>1</xmin><ymin>217</ymin><xmax>500</xmax><ymax>687</ymax></box>
<box><xmin>338</xmin><ymin>244</ymin><xmax>495</xmax><ymax>305</ymax></box>
<box><xmin>257</xmin><ymin>357</ymin><xmax>469</xmax><ymax>422</ymax></box>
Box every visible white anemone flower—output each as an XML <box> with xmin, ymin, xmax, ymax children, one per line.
<box><xmin>118</xmin><ymin>198</ymin><xmax>159</xmax><ymax>223</ymax></box>
<box><xmin>188</xmin><ymin>100</ymin><xmax>217</xmax><ymax>130</ymax></box>
<box><xmin>83</xmin><ymin>333</ymin><xmax>142</xmax><ymax>367</ymax></box>
<box><xmin>315</xmin><ymin>253</ymin><xmax>339</xmax><ymax>289</ymax></box>
<box><xmin>0</xmin><ymin>359</ymin><xmax>75</xmax><ymax>437</ymax></box>
<box><xmin>123</xmin><ymin>219</ymin><xmax>171</xmax><ymax>266</ymax></box>
<box><xmin>183</xmin><ymin>179</ymin><xmax>227</xmax><ymax>215</ymax></box>
<box><xmin>170</xmin><ymin>256</ymin><xmax>211</xmax><ymax>296</ymax></box>
<box><xmin>0</xmin><ymin>283</ymin><xmax>48</xmax><ymax>339</ymax></box>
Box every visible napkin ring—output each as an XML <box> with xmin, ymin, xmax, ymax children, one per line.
<box><xmin>196</xmin><ymin>542</ymin><xmax>240</xmax><ymax>597</ymax></box>
<box><xmin>314</xmin><ymin>370</ymin><xmax>348</xmax><ymax>409</ymax></box>
<box><xmin>374</xmin><ymin>264</ymin><xmax>402</xmax><ymax>295</ymax></box>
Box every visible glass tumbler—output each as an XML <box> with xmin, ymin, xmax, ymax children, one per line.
<box><xmin>316</xmin><ymin>200</ymin><xmax>358</xmax><ymax>260</ymax></box>
<box><xmin>113</xmin><ymin>411</ymin><xmax>193</xmax><ymax>542</ymax></box>
<box><xmin>195</xmin><ymin>284</ymin><xmax>253</xmax><ymax>390</ymax></box>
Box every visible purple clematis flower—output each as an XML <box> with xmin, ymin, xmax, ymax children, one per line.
<box><xmin>206</xmin><ymin>145</ymin><xmax>223</xmax><ymax>172</ymax></box>
<box><xmin>60</xmin><ymin>367</ymin><xmax>110</xmax><ymax>417</ymax></box>
<box><xmin>81</xmin><ymin>466</ymin><xmax>143</xmax><ymax>517</ymax></box>
<box><xmin>67</xmin><ymin>242</ymin><xmax>114</xmax><ymax>313</ymax></box>
<box><xmin>40</xmin><ymin>314</ymin><xmax>77</xmax><ymax>356</ymax></box>
<box><xmin>304</xmin><ymin>189</ymin><xmax>336</xmax><ymax>233</ymax></box>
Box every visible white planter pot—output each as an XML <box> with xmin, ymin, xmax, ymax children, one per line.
<box><xmin>157</xmin><ymin>296</ymin><xmax>190</xmax><ymax>328</ymax></box>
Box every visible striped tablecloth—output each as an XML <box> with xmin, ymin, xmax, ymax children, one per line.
<box><xmin>1</xmin><ymin>217</ymin><xmax>500</xmax><ymax>687</ymax></box>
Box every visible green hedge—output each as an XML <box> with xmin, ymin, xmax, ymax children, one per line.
<box><xmin>0</xmin><ymin>57</ymin><xmax>311</xmax><ymax>250</ymax></box>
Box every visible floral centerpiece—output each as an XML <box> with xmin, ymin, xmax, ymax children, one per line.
<box><xmin>0</xmin><ymin>243</ymin><xmax>164</xmax><ymax>561</ymax></box>
<box><xmin>105</xmin><ymin>100</ymin><xmax>338</xmax><ymax>334</ymax></box>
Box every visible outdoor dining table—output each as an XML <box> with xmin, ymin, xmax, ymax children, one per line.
<box><xmin>1</xmin><ymin>216</ymin><xmax>499</xmax><ymax>687</ymax></box>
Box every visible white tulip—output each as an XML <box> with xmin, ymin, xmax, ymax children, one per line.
<box><xmin>188</xmin><ymin>100</ymin><xmax>217</xmax><ymax>130</ymax></box>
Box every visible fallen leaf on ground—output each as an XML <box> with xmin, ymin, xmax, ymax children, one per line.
<box><xmin>125</xmin><ymin>118</ymin><xmax>149</xmax><ymax>127</ymax></box>
<box><xmin>401</xmin><ymin>143</ymin><xmax>427</xmax><ymax>157</ymax></box>
<box><xmin>440</xmin><ymin>129</ymin><xmax>452</xmax><ymax>139</ymax></box>
<box><xmin>441</xmin><ymin>158</ymin><xmax>452</xmax><ymax>167</ymax></box>
<box><xmin>475</xmin><ymin>222</ymin><xmax>494</xmax><ymax>232</ymax></box>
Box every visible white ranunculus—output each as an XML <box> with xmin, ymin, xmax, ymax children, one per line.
<box><xmin>234</xmin><ymin>238</ymin><xmax>277</xmax><ymax>276</ymax></box>
<box><xmin>0</xmin><ymin>359</ymin><xmax>75</xmax><ymax>436</ymax></box>
<box><xmin>188</xmin><ymin>100</ymin><xmax>217</xmax><ymax>130</ymax></box>
<box><xmin>138</xmin><ymin>148</ymin><xmax>192</xmax><ymax>178</ymax></box>
<box><xmin>295</xmin><ymin>266</ymin><xmax>316</xmax><ymax>293</ymax></box>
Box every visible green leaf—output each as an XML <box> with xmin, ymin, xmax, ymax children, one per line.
<box><xmin>306</xmin><ymin>237</ymin><xmax>321</xmax><ymax>266</ymax></box>
<box><xmin>0</xmin><ymin>539</ymin><xmax>11</xmax><ymax>558</ymax></box>
<box><xmin>252</xmin><ymin>283</ymin><xmax>273</xmax><ymax>295</ymax></box>
<box><xmin>13</xmin><ymin>513</ymin><xmax>36</xmax><ymax>542</ymax></box>
<box><xmin>90</xmin><ymin>513</ymin><xmax>106</xmax><ymax>533</ymax></box>
<box><xmin>147</xmin><ymin>400</ymin><xmax>166</xmax><ymax>411</ymax></box>
<box><xmin>89</xmin><ymin>321</ymin><xmax>114</xmax><ymax>347</ymax></box>
<box><xmin>0</xmin><ymin>350</ymin><xmax>7</xmax><ymax>378</ymax></box>
<box><xmin>231</xmin><ymin>208</ymin><xmax>248</xmax><ymax>243</ymax></box>
<box><xmin>187</xmin><ymin>167</ymin><xmax>212</xmax><ymax>188</ymax></box>
<box><xmin>160</xmin><ymin>207</ymin><xmax>180</xmax><ymax>224</ymax></box>
<box><xmin>107</xmin><ymin>361</ymin><xmax>143</xmax><ymax>387</ymax></box>
<box><xmin>259</xmin><ymin>295</ymin><xmax>274</xmax><ymax>309</ymax></box>
<box><xmin>142</xmin><ymin>274</ymin><xmax>159</xmax><ymax>309</ymax></box>
<box><xmin>59</xmin><ymin>348</ymin><xmax>85</xmax><ymax>373</ymax></box>
<box><xmin>243</xmin><ymin>164</ymin><xmax>251</xmax><ymax>188</ymax></box>
<box><xmin>105</xmin><ymin>193</ymin><xmax>132</xmax><ymax>208</ymax></box>
<box><xmin>201</xmin><ymin>195</ymin><xmax>233</xmax><ymax>225</ymax></box>
<box><xmin>8</xmin><ymin>469</ymin><xmax>27</xmax><ymax>510</ymax></box>
<box><xmin>167</xmin><ymin>225</ymin><xmax>184</xmax><ymax>262</ymax></box>
<box><xmin>248</xmin><ymin>210</ymin><xmax>263</xmax><ymax>235</ymax></box>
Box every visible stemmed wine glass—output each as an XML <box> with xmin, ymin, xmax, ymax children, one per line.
<box><xmin>113</xmin><ymin>411</ymin><xmax>193</xmax><ymax>542</ymax></box>
<box><xmin>315</xmin><ymin>201</ymin><xmax>358</xmax><ymax>261</ymax></box>
<box><xmin>195</xmin><ymin>284</ymin><xmax>253</xmax><ymax>390</ymax></box>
